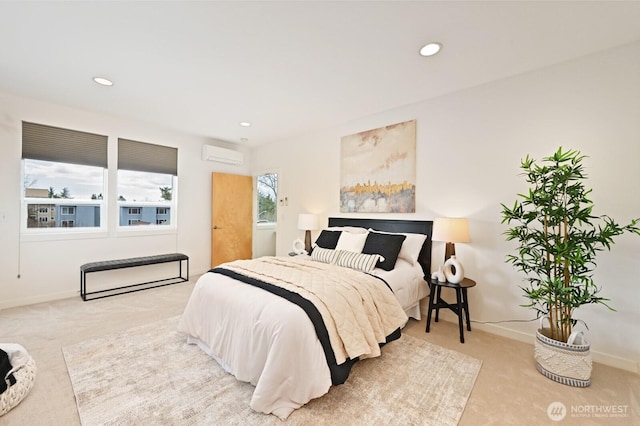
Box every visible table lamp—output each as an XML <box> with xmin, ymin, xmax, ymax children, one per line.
<box><xmin>297</xmin><ymin>213</ymin><xmax>319</xmax><ymax>254</ymax></box>
<box><xmin>431</xmin><ymin>217</ymin><xmax>470</xmax><ymax>262</ymax></box>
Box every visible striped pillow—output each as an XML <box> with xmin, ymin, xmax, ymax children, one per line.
<box><xmin>311</xmin><ymin>246</ymin><xmax>339</xmax><ymax>264</ymax></box>
<box><xmin>335</xmin><ymin>250</ymin><xmax>384</xmax><ymax>273</ymax></box>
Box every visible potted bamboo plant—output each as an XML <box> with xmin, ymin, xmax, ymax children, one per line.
<box><xmin>501</xmin><ymin>147</ymin><xmax>639</xmax><ymax>387</ymax></box>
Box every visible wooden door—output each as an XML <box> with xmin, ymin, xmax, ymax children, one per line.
<box><xmin>211</xmin><ymin>172</ymin><xmax>253</xmax><ymax>267</ymax></box>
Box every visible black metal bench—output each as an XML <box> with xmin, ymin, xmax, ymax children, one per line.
<box><xmin>80</xmin><ymin>253</ymin><xmax>189</xmax><ymax>301</ymax></box>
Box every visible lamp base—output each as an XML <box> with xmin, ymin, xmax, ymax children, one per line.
<box><xmin>444</xmin><ymin>242</ymin><xmax>456</xmax><ymax>262</ymax></box>
<box><xmin>304</xmin><ymin>230</ymin><xmax>312</xmax><ymax>254</ymax></box>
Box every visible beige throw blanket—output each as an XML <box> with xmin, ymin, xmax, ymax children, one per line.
<box><xmin>220</xmin><ymin>256</ymin><xmax>409</xmax><ymax>365</ymax></box>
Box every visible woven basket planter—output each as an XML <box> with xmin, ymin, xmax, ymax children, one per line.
<box><xmin>0</xmin><ymin>357</ymin><xmax>37</xmax><ymax>417</ymax></box>
<box><xmin>534</xmin><ymin>323</ymin><xmax>591</xmax><ymax>387</ymax></box>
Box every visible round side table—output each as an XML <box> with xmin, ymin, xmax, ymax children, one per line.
<box><xmin>425</xmin><ymin>277</ymin><xmax>476</xmax><ymax>343</ymax></box>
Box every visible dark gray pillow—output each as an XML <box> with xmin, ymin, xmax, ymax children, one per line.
<box><xmin>362</xmin><ymin>232</ymin><xmax>407</xmax><ymax>271</ymax></box>
<box><xmin>314</xmin><ymin>230</ymin><xmax>342</xmax><ymax>249</ymax></box>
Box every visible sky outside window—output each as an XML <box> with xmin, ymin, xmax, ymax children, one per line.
<box><xmin>24</xmin><ymin>159</ymin><xmax>172</xmax><ymax>201</ymax></box>
<box><xmin>24</xmin><ymin>159</ymin><xmax>103</xmax><ymax>199</ymax></box>
<box><xmin>118</xmin><ymin>170</ymin><xmax>173</xmax><ymax>202</ymax></box>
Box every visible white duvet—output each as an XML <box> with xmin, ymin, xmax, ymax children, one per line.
<box><xmin>178</xmin><ymin>271</ymin><xmax>330</xmax><ymax>419</ymax></box>
<box><xmin>177</xmin><ymin>256</ymin><xmax>425</xmax><ymax>419</ymax></box>
<box><xmin>374</xmin><ymin>259</ymin><xmax>429</xmax><ymax>320</ymax></box>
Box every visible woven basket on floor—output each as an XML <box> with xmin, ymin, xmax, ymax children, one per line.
<box><xmin>0</xmin><ymin>356</ymin><xmax>37</xmax><ymax>416</ymax></box>
<box><xmin>534</xmin><ymin>322</ymin><xmax>591</xmax><ymax>387</ymax></box>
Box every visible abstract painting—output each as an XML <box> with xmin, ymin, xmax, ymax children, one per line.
<box><xmin>340</xmin><ymin>119</ymin><xmax>416</xmax><ymax>213</ymax></box>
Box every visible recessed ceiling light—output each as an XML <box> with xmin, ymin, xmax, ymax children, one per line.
<box><xmin>419</xmin><ymin>42</ymin><xmax>442</xmax><ymax>57</ymax></box>
<box><xmin>93</xmin><ymin>77</ymin><xmax>113</xmax><ymax>86</ymax></box>
<box><xmin>239</xmin><ymin>121</ymin><xmax>251</xmax><ymax>127</ymax></box>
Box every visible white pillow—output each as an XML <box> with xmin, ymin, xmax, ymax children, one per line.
<box><xmin>310</xmin><ymin>247</ymin><xmax>339</xmax><ymax>264</ymax></box>
<box><xmin>327</xmin><ymin>226</ymin><xmax>368</xmax><ymax>234</ymax></box>
<box><xmin>335</xmin><ymin>231</ymin><xmax>368</xmax><ymax>252</ymax></box>
<box><xmin>367</xmin><ymin>228</ymin><xmax>427</xmax><ymax>266</ymax></box>
<box><xmin>335</xmin><ymin>250</ymin><xmax>383</xmax><ymax>273</ymax></box>
<box><xmin>399</xmin><ymin>233</ymin><xmax>427</xmax><ymax>265</ymax></box>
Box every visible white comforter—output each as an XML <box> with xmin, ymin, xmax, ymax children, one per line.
<box><xmin>375</xmin><ymin>259</ymin><xmax>429</xmax><ymax>320</ymax></box>
<box><xmin>177</xmin><ymin>256</ymin><xmax>409</xmax><ymax>419</ymax></box>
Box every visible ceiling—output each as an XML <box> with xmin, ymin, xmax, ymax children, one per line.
<box><xmin>2</xmin><ymin>1</ymin><xmax>640</xmax><ymax>147</ymax></box>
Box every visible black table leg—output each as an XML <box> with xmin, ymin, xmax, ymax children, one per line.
<box><xmin>434</xmin><ymin>285</ymin><xmax>442</xmax><ymax>322</ymax></box>
<box><xmin>462</xmin><ymin>288</ymin><xmax>472</xmax><ymax>331</ymax></box>
<box><xmin>425</xmin><ymin>282</ymin><xmax>436</xmax><ymax>333</ymax></box>
<box><xmin>455</xmin><ymin>288</ymin><xmax>465</xmax><ymax>343</ymax></box>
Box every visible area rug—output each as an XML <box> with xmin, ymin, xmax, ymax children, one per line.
<box><xmin>62</xmin><ymin>316</ymin><xmax>482</xmax><ymax>425</ymax></box>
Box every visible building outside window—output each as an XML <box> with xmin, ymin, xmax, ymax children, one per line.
<box><xmin>21</xmin><ymin>123</ymin><xmax>178</xmax><ymax>233</ymax></box>
<box><xmin>117</xmin><ymin>138</ymin><xmax>177</xmax><ymax>228</ymax></box>
<box><xmin>21</xmin><ymin>122</ymin><xmax>107</xmax><ymax>232</ymax></box>
<box><xmin>23</xmin><ymin>160</ymin><xmax>104</xmax><ymax>230</ymax></box>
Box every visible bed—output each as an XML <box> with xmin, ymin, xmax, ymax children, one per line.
<box><xmin>178</xmin><ymin>217</ymin><xmax>433</xmax><ymax>419</ymax></box>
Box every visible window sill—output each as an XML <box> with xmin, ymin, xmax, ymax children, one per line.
<box><xmin>20</xmin><ymin>229</ymin><xmax>109</xmax><ymax>243</ymax></box>
<box><xmin>116</xmin><ymin>226</ymin><xmax>177</xmax><ymax>238</ymax></box>
<box><xmin>256</xmin><ymin>222</ymin><xmax>277</xmax><ymax>230</ymax></box>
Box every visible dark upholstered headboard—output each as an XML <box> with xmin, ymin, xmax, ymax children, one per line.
<box><xmin>327</xmin><ymin>217</ymin><xmax>433</xmax><ymax>278</ymax></box>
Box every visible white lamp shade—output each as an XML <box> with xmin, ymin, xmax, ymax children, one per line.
<box><xmin>297</xmin><ymin>213</ymin><xmax>319</xmax><ymax>231</ymax></box>
<box><xmin>432</xmin><ymin>217</ymin><xmax>470</xmax><ymax>243</ymax></box>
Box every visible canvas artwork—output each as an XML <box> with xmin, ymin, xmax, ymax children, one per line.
<box><xmin>340</xmin><ymin>119</ymin><xmax>416</xmax><ymax>213</ymax></box>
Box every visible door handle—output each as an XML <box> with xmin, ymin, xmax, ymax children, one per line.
<box><xmin>213</xmin><ymin>225</ymin><xmax>223</xmax><ymax>230</ymax></box>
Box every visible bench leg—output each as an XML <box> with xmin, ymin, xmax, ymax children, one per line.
<box><xmin>80</xmin><ymin>271</ymin><xmax>86</xmax><ymax>301</ymax></box>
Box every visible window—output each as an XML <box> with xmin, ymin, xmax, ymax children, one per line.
<box><xmin>257</xmin><ymin>173</ymin><xmax>278</xmax><ymax>224</ymax></box>
<box><xmin>117</xmin><ymin>138</ymin><xmax>177</xmax><ymax>228</ymax></box>
<box><xmin>22</xmin><ymin>122</ymin><xmax>107</xmax><ymax>232</ymax></box>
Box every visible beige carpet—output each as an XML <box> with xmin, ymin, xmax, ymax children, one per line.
<box><xmin>62</xmin><ymin>316</ymin><xmax>481</xmax><ymax>425</ymax></box>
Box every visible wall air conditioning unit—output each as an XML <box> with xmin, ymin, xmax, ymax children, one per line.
<box><xmin>201</xmin><ymin>144</ymin><xmax>244</xmax><ymax>165</ymax></box>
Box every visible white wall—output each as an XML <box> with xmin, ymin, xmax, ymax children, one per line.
<box><xmin>0</xmin><ymin>90</ymin><xmax>251</xmax><ymax>308</ymax></box>
<box><xmin>251</xmin><ymin>41</ymin><xmax>640</xmax><ymax>372</ymax></box>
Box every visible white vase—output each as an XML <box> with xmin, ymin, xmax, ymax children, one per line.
<box><xmin>435</xmin><ymin>265</ymin><xmax>446</xmax><ymax>283</ymax></box>
<box><xmin>444</xmin><ymin>255</ymin><xmax>464</xmax><ymax>283</ymax></box>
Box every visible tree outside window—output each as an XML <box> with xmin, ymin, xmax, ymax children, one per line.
<box><xmin>257</xmin><ymin>173</ymin><xmax>277</xmax><ymax>224</ymax></box>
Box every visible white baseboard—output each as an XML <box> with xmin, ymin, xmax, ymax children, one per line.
<box><xmin>0</xmin><ymin>290</ymin><xmax>79</xmax><ymax>310</ymax></box>
<box><xmin>0</xmin><ymin>271</ymin><xmax>204</xmax><ymax>311</ymax></box>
